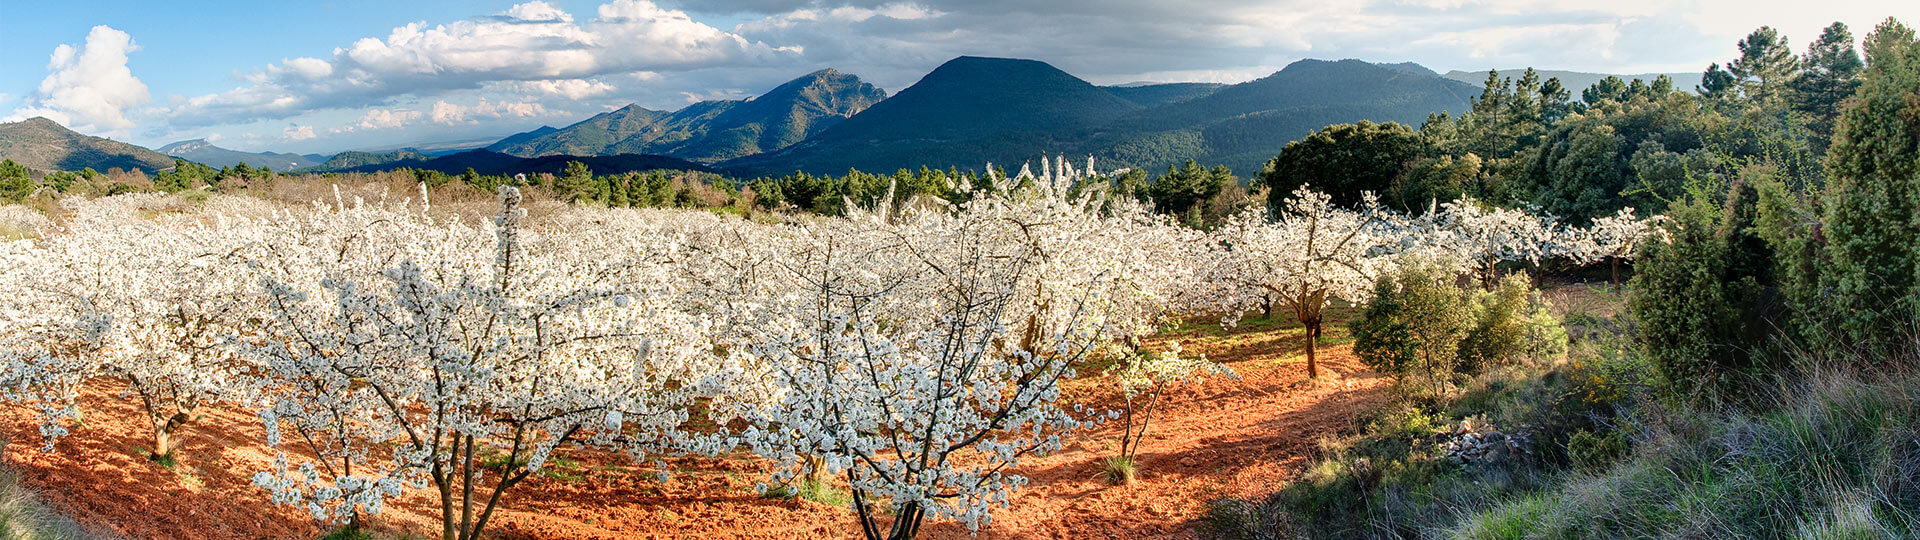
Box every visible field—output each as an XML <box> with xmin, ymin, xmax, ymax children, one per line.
<box><xmin>0</xmin><ymin>308</ymin><xmax>1388</xmax><ymax>539</ymax></box>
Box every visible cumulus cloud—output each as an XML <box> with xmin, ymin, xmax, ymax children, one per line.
<box><xmin>164</xmin><ymin>0</ymin><xmax>794</xmax><ymax>127</ymax></box>
<box><xmin>356</xmin><ymin>108</ymin><xmax>421</xmax><ymax>130</ymax></box>
<box><xmin>4</xmin><ymin>25</ymin><xmax>152</xmax><ymax>135</ymax></box>
<box><xmin>429</xmin><ymin>98</ymin><xmax>552</xmax><ymax>124</ymax></box>
<box><xmin>490</xmin><ymin>79</ymin><xmax>617</xmax><ymax>99</ymax></box>
<box><xmin>283</xmin><ymin>124</ymin><xmax>317</xmax><ymax>140</ymax></box>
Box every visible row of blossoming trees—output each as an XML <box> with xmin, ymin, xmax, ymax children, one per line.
<box><xmin>0</xmin><ymin>160</ymin><xmax>1654</xmax><ymax>540</ymax></box>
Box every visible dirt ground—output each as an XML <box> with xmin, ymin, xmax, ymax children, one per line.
<box><xmin>0</xmin><ymin>312</ymin><xmax>1387</xmax><ymax>540</ymax></box>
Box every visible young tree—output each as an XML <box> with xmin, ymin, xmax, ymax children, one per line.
<box><xmin>1208</xmin><ymin>187</ymin><xmax>1404</xmax><ymax>379</ymax></box>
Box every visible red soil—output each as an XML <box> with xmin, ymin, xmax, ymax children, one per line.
<box><xmin>1</xmin><ymin>318</ymin><xmax>1385</xmax><ymax>539</ymax></box>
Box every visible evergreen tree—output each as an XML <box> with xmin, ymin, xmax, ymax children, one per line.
<box><xmin>1792</xmin><ymin>22</ymin><xmax>1866</xmax><ymax>152</ymax></box>
<box><xmin>1729</xmin><ymin>26</ymin><xmax>1801</xmax><ymax>103</ymax></box>
<box><xmin>1818</xmin><ymin>17</ymin><xmax>1920</xmax><ymax>355</ymax></box>
<box><xmin>1699</xmin><ymin>63</ymin><xmax>1739</xmax><ymax>100</ymax></box>
<box><xmin>0</xmin><ymin>159</ymin><xmax>32</xmax><ymax>203</ymax></box>
<box><xmin>1260</xmin><ymin>121</ymin><xmax>1426</xmax><ymax>211</ymax></box>
<box><xmin>557</xmin><ymin>161</ymin><xmax>594</xmax><ymax>202</ymax></box>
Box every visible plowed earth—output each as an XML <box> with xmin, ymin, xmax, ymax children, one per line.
<box><xmin>1</xmin><ymin>312</ymin><xmax>1386</xmax><ymax>539</ymax></box>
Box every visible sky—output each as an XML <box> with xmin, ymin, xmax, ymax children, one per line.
<box><xmin>1</xmin><ymin>0</ymin><xmax>1914</xmax><ymax>155</ymax></box>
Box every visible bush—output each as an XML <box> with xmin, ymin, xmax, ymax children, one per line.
<box><xmin>1353</xmin><ymin>264</ymin><xmax>1472</xmax><ymax>392</ymax></box>
<box><xmin>1450</xmin><ymin>366</ymin><xmax>1920</xmax><ymax>538</ymax></box>
<box><xmin>1355</xmin><ymin>268</ymin><xmax>1567</xmax><ymax>395</ymax></box>
<box><xmin>1460</xmin><ymin>275</ymin><xmax>1568</xmax><ymax>372</ymax></box>
<box><xmin>1629</xmin><ymin>180</ymin><xmax>1784</xmax><ymax>396</ymax></box>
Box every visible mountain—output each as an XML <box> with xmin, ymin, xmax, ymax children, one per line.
<box><xmin>485</xmin><ymin>126</ymin><xmax>559</xmax><ymax>152</ymax></box>
<box><xmin>310</xmin><ymin>150</ymin><xmax>426</xmax><ymax>171</ymax></box>
<box><xmin>1103</xmin><ymin>83</ymin><xmax>1225</xmax><ymax>106</ymax></box>
<box><xmin>726</xmin><ymin>58</ymin><xmax>1479</xmax><ymax>178</ymax></box>
<box><xmin>725</xmin><ymin>56</ymin><xmax>1145</xmax><ymax>175</ymax></box>
<box><xmin>0</xmin><ymin>117</ymin><xmax>175</xmax><ymax>173</ymax></box>
<box><xmin>1441</xmin><ymin>69</ymin><xmax>1705</xmax><ymax>95</ymax></box>
<box><xmin>1088</xmin><ymin>59</ymin><xmax>1480</xmax><ymax>175</ymax></box>
<box><xmin>158</xmin><ymin>139</ymin><xmax>320</xmax><ymax>169</ymax></box>
<box><xmin>493</xmin><ymin>69</ymin><xmax>887</xmax><ymax>162</ymax></box>
<box><xmin>330</xmin><ymin>149</ymin><xmax>718</xmax><ymax>177</ymax></box>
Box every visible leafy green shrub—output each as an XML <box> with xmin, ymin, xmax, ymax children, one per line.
<box><xmin>1356</xmin><ymin>268</ymin><xmax>1567</xmax><ymax>395</ymax></box>
<box><xmin>1459</xmin><ymin>275</ymin><xmax>1568</xmax><ymax>373</ymax></box>
<box><xmin>1353</xmin><ymin>264</ymin><xmax>1472</xmax><ymax>392</ymax></box>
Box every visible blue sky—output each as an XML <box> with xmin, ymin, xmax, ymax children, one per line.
<box><xmin>3</xmin><ymin>0</ymin><xmax>1914</xmax><ymax>155</ymax></box>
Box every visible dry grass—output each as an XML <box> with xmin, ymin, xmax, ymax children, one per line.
<box><xmin>0</xmin><ymin>467</ymin><xmax>101</xmax><ymax>540</ymax></box>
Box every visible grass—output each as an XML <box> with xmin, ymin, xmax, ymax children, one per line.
<box><xmin>762</xmin><ymin>475</ymin><xmax>852</xmax><ymax>507</ymax></box>
<box><xmin>1448</xmin><ymin>367</ymin><xmax>1920</xmax><ymax>538</ymax></box>
<box><xmin>1206</xmin><ymin>348</ymin><xmax>1920</xmax><ymax>539</ymax></box>
<box><xmin>1099</xmin><ymin>456</ymin><xmax>1138</xmax><ymax>486</ymax></box>
<box><xmin>0</xmin><ymin>468</ymin><xmax>93</xmax><ymax>540</ymax></box>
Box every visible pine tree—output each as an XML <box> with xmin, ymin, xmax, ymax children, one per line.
<box><xmin>1729</xmin><ymin>26</ymin><xmax>1801</xmax><ymax>103</ymax></box>
<box><xmin>1793</xmin><ymin>22</ymin><xmax>1866</xmax><ymax>152</ymax></box>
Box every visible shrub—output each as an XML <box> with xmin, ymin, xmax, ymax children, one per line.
<box><xmin>1459</xmin><ymin>275</ymin><xmax>1568</xmax><ymax>373</ymax></box>
<box><xmin>1356</xmin><ymin>268</ymin><xmax>1567</xmax><ymax>394</ymax></box>
<box><xmin>1628</xmin><ymin>180</ymin><xmax>1784</xmax><ymax>396</ymax></box>
<box><xmin>1352</xmin><ymin>264</ymin><xmax>1472</xmax><ymax>392</ymax></box>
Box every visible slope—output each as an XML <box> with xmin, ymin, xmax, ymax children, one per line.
<box><xmin>158</xmin><ymin>139</ymin><xmax>320</xmax><ymax>169</ymax></box>
<box><xmin>0</xmin><ymin>117</ymin><xmax>175</xmax><ymax>173</ymax></box>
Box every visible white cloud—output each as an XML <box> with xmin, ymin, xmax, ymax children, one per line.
<box><xmin>356</xmin><ymin>108</ymin><xmax>421</xmax><ymax>130</ymax></box>
<box><xmin>430</xmin><ymin>98</ymin><xmax>551</xmax><ymax>124</ymax></box>
<box><xmin>4</xmin><ymin>25</ymin><xmax>151</xmax><ymax>135</ymax></box>
<box><xmin>165</xmin><ymin>0</ymin><xmax>792</xmax><ymax>127</ymax></box>
<box><xmin>491</xmin><ymin>78</ymin><xmax>616</xmax><ymax>99</ymax></box>
<box><xmin>503</xmin><ymin>1</ymin><xmax>573</xmax><ymax>23</ymax></box>
<box><xmin>283</xmin><ymin>124</ymin><xmax>316</xmax><ymax>140</ymax></box>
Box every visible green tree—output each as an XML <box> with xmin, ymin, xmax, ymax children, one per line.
<box><xmin>1729</xmin><ymin>26</ymin><xmax>1801</xmax><ymax>104</ymax></box>
<box><xmin>1259</xmin><ymin>121</ymin><xmax>1426</xmax><ymax>210</ymax></box>
<box><xmin>556</xmin><ymin>161</ymin><xmax>594</xmax><ymax>202</ymax></box>
<box><xmin>1699</xmin><ymin>63</ymin><xmax>1739</xmax><ymax>101</ymax></box>
<box><xmin>1146</xmin><ymin>160</ymin><xmax>1229</xmax><ymax>223</ymax></box>
<box><xmin>1792</xmin><ymin>22</ymin><xmax>1865</xmax><ymax>151</ymax></box>
<box><xmin>1817</xmin><ymin>17</ymin><xmax>1920</xmax><ymax>355</ymax></box>
<box><xmin>1630</xmin><ymin>181</ymin><xmax>1781</xmax><ymax>394</ymax></box>
<box><xmin>1353</xmin><ymin>264</ymin><xmax>1472</xmax><ymax>392</ymax></box>
<box><xmin>0</xmin><ymin>159</ymin><xmax>32</xmax><ymax>202</ymax></box>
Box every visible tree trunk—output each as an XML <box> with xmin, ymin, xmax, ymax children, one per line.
<box><xmin>1305</xmin><ymin>318</ymin><xmax>1322</xmax><ymax>380</ymax></box>
<box><xmin>1610</xmin><ymin>256</ymin><xmax>1621</xmax><ymax>290</ymax></box>
<box><xmin>151</xmin><ymin>410</ymin><xmax>191</xmax><ymax>460</ymax></box>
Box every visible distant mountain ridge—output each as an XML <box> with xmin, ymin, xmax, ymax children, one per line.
<box><xmin>327</xmin><ymin>149</ymin><xmax>718</xmax><ymax>177</ymax></box>
<box><xmin>158</xmin><ymin>139</ymin><xmax>321</xmax><ymax>169</ymax></box>
<box><xmin>494</xmin><ymin>69</ymin><xmax>887</xmax><ymax>163</ymax></box>
<box><xmin>0</xmin><ymin>117</ymin><xmax>175</xmax><ymax>173</ymax></box>
<box><xmin>724</xmin><ymin>57</ymin><xmax>1479</xmax><ymax>177</ymax></box>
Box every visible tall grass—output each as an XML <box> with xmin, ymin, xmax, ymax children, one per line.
<box><xmin>0</xmin><ymin>468</ymin><xmax>97</xmax><ymax>539</ymax></box>
<box><xmin>1450</xmin><ymin>366</ymin><xmax>1920</xmax><ymax>538</ymax></box>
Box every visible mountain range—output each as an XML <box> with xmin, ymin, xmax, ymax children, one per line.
<box><xmin>493</xmin><ymin>69</ymin><xmax>887</xmax><ymax>163</ymax></box>
<box><xmin>4</xmin><ymin>57</ymin><xmax>1702</xmax><ymax>181</ymax></box>
<box><xmin>723</xmin><ymin>56</ymin><xmax>1479</xmax><ymax>177</ymax></box>
<box><xmin>0</xmin><ymin>117</ymin><xmax>175</xmax><ymax>173</ymax></box>
<box><xmin>157</xmin><ymin>138</ymin><xmax>322</xmax><ymax>169</ymax></box>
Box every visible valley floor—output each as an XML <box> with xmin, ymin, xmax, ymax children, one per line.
<box><xmin>0</xmin><ymin>311</ymin><xmax>1386</xmax><ymax>539</ymax></box>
